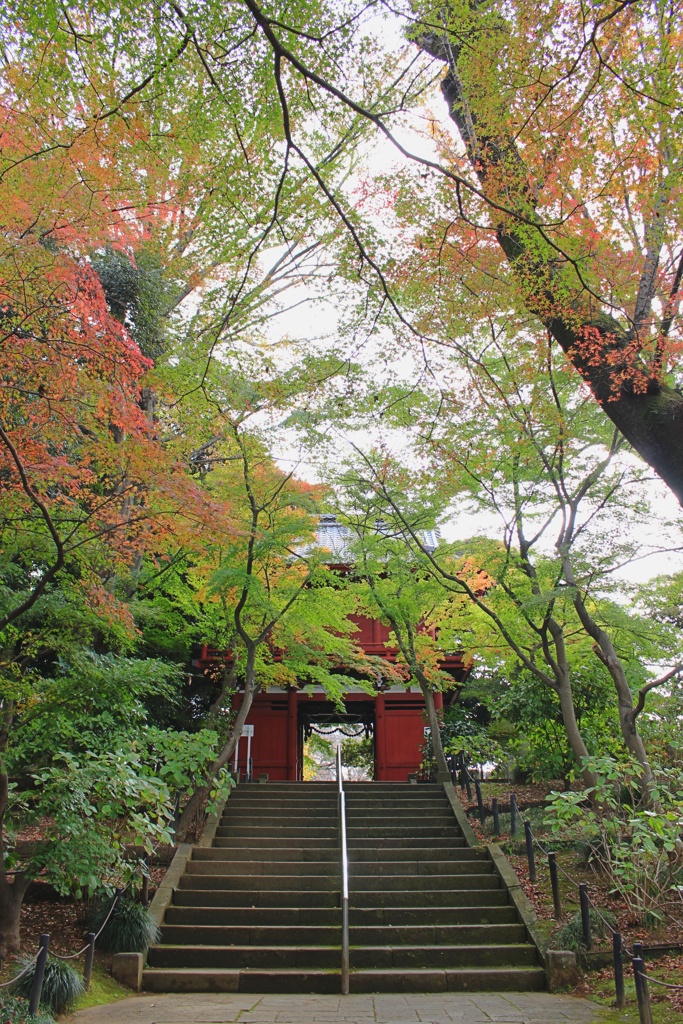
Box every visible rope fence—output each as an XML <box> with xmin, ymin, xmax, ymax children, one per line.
<box><xmin>450</xmin><ymin>753</ymin><xmax>682</xmax><ymax>1023</ymax></box>
<box><xmin>1</xmin><ymin>883</ymin><xmax>131</xmax><ymax>1014</ymax></box>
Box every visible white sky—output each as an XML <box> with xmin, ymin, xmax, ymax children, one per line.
<box><xmin>242</xmin><ymin>13</ymin><xmax>683</xmax><ymax>587</ymax></box>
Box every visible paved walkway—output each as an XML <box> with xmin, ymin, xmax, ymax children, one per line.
<box><xmin>65</xmin><ymin>991</ymin><xmax>607</xmax><ymax>1024</ymax></box>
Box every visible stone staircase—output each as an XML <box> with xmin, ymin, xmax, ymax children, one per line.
<box><xmin>142</xmin><ymin>781</ymin><xmax>546</xmax><ymax>993</ymax></box>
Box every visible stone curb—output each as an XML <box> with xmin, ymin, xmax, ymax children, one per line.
<box><xmin>441</xmin><ymin>780</ymin><xmax>480</xmax><ymax>849</ymax></box>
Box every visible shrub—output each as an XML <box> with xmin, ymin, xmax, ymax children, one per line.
<box><xmin>0</xmin><ymin>993</ymin><xmax>55</xmax><ymax>1023</ymax></box>
<box><xmin>10</xmin><ymin>955</ymin><xmax>83</xmax><ymax>1015</ymax></box>
<box><xmin>545</xmin><ymin>755</ymin><xmax>683</xmax><ymax>923</ymax></box>
<box><xmin>87</xmin><ymin>893</ymin><xmax>160</xmax><ymax>953</ymax></box>
<box><xmin>552</xmin><ymin>907</ymin><xmax>616</xmax><ymax>953</ymax></box>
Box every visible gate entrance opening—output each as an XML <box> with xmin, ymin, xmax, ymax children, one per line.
<box><xmin>299</xmin><ymin>701</ymin><xmax>375</xmax><ymax>781</ymax></box>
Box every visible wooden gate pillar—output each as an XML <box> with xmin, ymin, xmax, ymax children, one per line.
<box><xmin>287</xmin><ymin>686</ymin><xmax>298</xmax><ymax>780</ymax></box>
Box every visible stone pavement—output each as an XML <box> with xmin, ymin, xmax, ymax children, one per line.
<box><xmin>65</xmin><ymin>991</ymin><xmax>608</xmax><ymax>1024</ymax></box>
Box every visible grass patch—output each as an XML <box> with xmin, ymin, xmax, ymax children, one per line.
<box><xmin>70</xmin><ymin>962</ymin><xmax>132</xmax><ymax>1011</ymax></box>
<box><xmin>585</xmin><ymin>967</ymin><xmax>683</xmax><ymax>1023</ymax></box>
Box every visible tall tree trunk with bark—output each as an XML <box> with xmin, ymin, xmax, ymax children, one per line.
<box><xmin>174</xmin><ymin>649</ymin><xmax>259</xmax><ymax>841</ymax></box>
<box><xmin>416</xmin><ymin>675</ymin><xmax>450</xmax><ymax>777</ymax></box>
<box><xmin>0</xmin><ymin>702</ymin><xmax>31</xmax><ymax>958</ymax></box>
<box><xmin>561</xmin><ymin>553</ymin><xmax>657</xmax><ymax>802</ymax></box>
<box><xmin>417</xmin><ymin>23</ymin><xmax>683</xmax><ymax>507</ymax></box>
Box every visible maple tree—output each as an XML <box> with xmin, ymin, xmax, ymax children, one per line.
<box><xmin>326</xmin><ymin>328</ymin><xmax>683</xmax><ymax>798</ymax></box>
<box><xmin>153</xmin><ymin>350</ymin><xmax>392</xmax><ymax>837</ymax></box>
<box><xmin>335</xmin><ymin>508</ymin><xmax>459</xmax><ymax>777</ymax></box>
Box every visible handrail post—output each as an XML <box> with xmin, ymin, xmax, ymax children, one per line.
<box><xmin>475</xmin><ymin>780</ymin><xmax>485</xmax><ymax>825</ymax></box>
<box><xmin>548</xmin><ymin>852</ymin><xmax>561</xmax><ymax>920</ymax></box>
<box><xmin>613</xmin><ymin>932</ymin><xmax>625</xmax><ymax>1009</ymax></box>
<box><xmin>336</xmin><ymin>745</ymin><xmax>349</xmax><ymax>995</ymax></box>
<box><xmin>632</xmin><ymin>956</ymin><xmax>652</xmax><ymax>1024</ymax></box>
<box><xmin>579</xmin><ymin>883</ymin><xmax>592</xmax><ymax>950</ymax></box>
<box><xmin>29</xmin><ymin>934</ymin><xmax>49</xmax><ymax>1015</ymax></box>
<box><xmin>524</xmin><ymin>821</ymin><xmax>536</xmax><ymax>882</ymax></box>
<box><xmin>84</xmin><ymin>932</ymin><xmax>96</xmax><ymax>992</ymax></box>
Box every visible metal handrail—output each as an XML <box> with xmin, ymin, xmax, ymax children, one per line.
<box><xmin>336</xmin><ymin>744</ymin><xmax>350</xmax><ymax>995</ymax></box>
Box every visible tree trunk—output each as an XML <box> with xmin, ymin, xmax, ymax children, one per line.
<box><xmin>174</xmin><ymin>652</ymin><xmax>258</xmax><ymax>841</ymax></box>
<box><xmin>0</xmin><ymin>873</ymin><xmax>28</xmax><ymax>960</ymax></box>
<box><xmin>0</xmin><ymin>759</ymin><xmax>29</xmax><ymax>959</ymax></box>
<box><xmin>561</xmin><ymin>555</ymin><xmax>658</xmax><ymax>804</ymax></box>
<box><xmin>418</xmin><ymin>678</ymin><xmax>450</xmax><ymax>778</ymax></box>
<box><xmin>555</xmin><ymin>672</ymin><xmax>599</xmax><ymax>791</ymax></box>
<box><xmin>417</xmin><ymin>26</ymin><xmax>683</xmax><ymax>507</ymax></box>
<box><xmin>589</xmin><ymin>633</ymin><xmax>656</xmax><ymax>804</ymax></box>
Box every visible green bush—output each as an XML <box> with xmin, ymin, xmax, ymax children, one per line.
<box><xmin>87</xmin><ymin>893</ymin><xmax>160</xmax><ymax>953</ymax></box>
<box><xmin>10</xmin><ymin>955</ymin><xmax>83</xmax><ymax>1015</ymax></box>
<box><xmin>552</xmin><ymin>907</ymin><xmax>616</xmax><ymax>953</ymax></box>
<box><xmin>0</xmin><ymin>993</ymin><xmax>55</xmax><ymax>1023</ymax></box>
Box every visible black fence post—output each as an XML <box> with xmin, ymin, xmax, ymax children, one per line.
<box><xmin>612</xmin><ymin>932</ymin><xmax>625</xmax><ymax>1010</ymax></box>
<box><xmin>548</xmin><ymin>852</ymin><xmax>561</xmax><ymax>920</ymax></box>
<box><xmin>523</xmin><ymin>820</ymin><xmax>536</xmax><ymax>882</ymax></box>
<box><xmin>510</xmin><ymin>793</ymin><xmax>517</xmax><ymax>838</ymax></box>
<box><xmin>632</xmin><ymin>956</ymin><xmax>653</xmax><ymax>1024</ymax></box>
<box><xmin>579</xmin><ymin>883</ymin><xmax>592</xmax><ymax>950</ymax></box>
<box><xmin>83</xmin><ymin>932</ymin><xmax>96</xmax><ymax>993</ymax></box>
<box><xmin>492</xmin><ymin>798</ymin><xmax>500</xmax><ymax>836</ymax></box>
<box><xmin>463</xmin><ymin>762</ymin><xmax>472</xmax><ymax>801</ymax></box>
<box><xmin>29</xmin><ymin>934</ymin><xmax>49</xmax><ymax>1015</ymax></box>
<box><xmin>475</xmin><ymin>781</ymin><xmax>485</xmax><ymax>825</ymax></box>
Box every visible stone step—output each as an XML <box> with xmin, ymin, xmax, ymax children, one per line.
<box><xmin>213</xmin><ymin>837</ymin><xmax>338</xmax><ymax>849</ymax></box>
<box><xmin>346</xmin><ymin>827</ymin><xmax>461</xmax><ymax>839</ymax></box>
<box><xmin>348</xmin><ymin>847</ymin><xmax>482</xmax><ymax>862</ymax></box>
<box><xmin>179</xmin><ymin>873</ymin><xmax>338</xmax><ymax>891</ymax></box>
<box><xmin>160</xmin><ymin>924</ymin><xmax>340</xmax><ymax>945</ymax></box>
<box><xmin>141</xmin><ymin>965</ymin><xmax>546</xmax><ymax>994</ymax></box>
<box><xmin>222</xmin><ymin>804</ymin><xmax>338</xmax><ymax>813</ymax></box>
<box><xmin>194</xmin><ymin>845</ymin><xmax>480</xmax><ymax>864</ymax></box>
<box><xmin>193</xmin><ymin>847</ymin><xmax>339</xmax><ymax>863</ymax></box>
<box><xmin>141</xmin><ymin>967</ymin><xmax>340</xmax><ymax>994</ymax></box>
<box><xmin>186</xmin><ymin>860</ymin><xmax>338</xmax><ymax>876</ymax></box>
<box><xmin>348</xmin><ymin>967</ymin><xmax>547</xmax><ymax>993</ymax></box>
<box><xmin>348</xmin><ymin>811</ymin><xmax>454</xmax><ymax>819</ymax></box>
<box><xmin>147</xmin><ymin>944</ymin><xmax>341</xmax><ymax>969</ymax></box>
<box><xmin>173</xmin><ymin>886</ymin><xmax>504</xmax><ymax>909</ymax></box>
<box><xmin>148</xmin><ymin>781</ymin><xmax>544</xmax><ymax>995</ymax></box>
<box><xmin>348</xmin><ymin>860</ymin><xmax>491</xmax><ymax>876</ymax></box>
<box><xmin>148</xmin><ymin>942</ymin><xmax>538</xmax><ymax>971</ymax></box>
<box><xmin>190</xmin><ymin>853</ymin><xmax>484</xmax><ymax>873</ymax></box>
<box><xmin>348</xmin><ymin>786</ymin><xmax>438</xmax><ymax>794</ymax></box>
<box><xmin>351</xmin><ymin>873</ymin><xmax>497</xmax><ymax>891</ymax></box>
<box><xmin>220</xmin><ymin>816</ymin><xmax>338</xmax><ymax>828</ymax></box>
<box><xmin>173</xmin><ymin>889</ymin><xmax>340</xmax><ymax>908</ymax></box>
<box><xmin>164</xmin><ymin>904</ymin><xmax>518</xmax><ymax>927</ymax></box>
<box><xmin>165</xmin><ymin>907</ymin><xmax>342</xmax><ymax>927</ymax></box>
<box><xmin>218</xmin><ymin>823</ymin><xmax>337</xmax><ymax>831</ymax></box>
<box><xmin>232</xmin><ymin>787</ymin><xmax>336</xmax><ymax>795</ymax></box>
<box><xmin>346</xmin><ymin>794</ymin><xmax>449</xmax><ymax>802</ymax></box>
<box><xmin>159</xmin><ymin>922</ymin><xmax>527</xmax><ymax>947</ymax></box>
<box><xmin>345</xmin><ymin>816</ymin><xmax>453</xmax><ymax>827</ymax></box>
<box><xmin>346</xmin><ymin>836</ymin><xmax>466</xmax><ymax>849</ymax></box>
<box><xmin>355</xmin><ymin>886</ymin><xmax>504</xmax><ymax>907</ymax></box>
<box><xmin>351</xmin><ymin>906</ymin><xmax>519</xmax><ymax>926</ymax></box>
